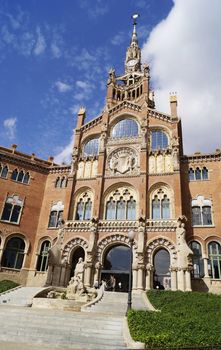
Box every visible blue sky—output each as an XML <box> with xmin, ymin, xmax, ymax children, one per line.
<box><xmin>1</xmin><ymin>1</ymin><xmax>221</xmax><ymax>163</ymax></box>
<box><xmin>0</xmin><ymin>0</ymin><xmax>173</xmax><ymax>163</ymax></box>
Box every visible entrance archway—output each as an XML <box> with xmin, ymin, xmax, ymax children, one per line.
<box><xmin>101</xmin><ymin>244</ymin><xmax>130</xmax><ymax>292</ymax></box>
<box><xmin>153</xmin><ymin>248</ymin><xmax>171</xmax><ymax>290</ymax></box>
<box><xmin>70</xmin><ymin>246</ymin><xmax>85</xmax><ymax>278</ymax></box>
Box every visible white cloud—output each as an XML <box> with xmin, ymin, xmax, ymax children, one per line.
<box><xmin>54</xmin><ymin>136</ymin><xmax>74</xmax><ymax>164</ymax></box>
<box><xmin>33</xmin><ymin>27</ymin><xmax>46</xmax><ymax>55</ymax></box>
<box><xmin>3</xmin><ymin>117</ymin><xmax>17</xmax><ymax>140</ymax></box>
<box><xmin>55</xmin><ymin>81</ymin><xmax>72</xmax><ymax>93</ymax></box>
<box><xmin>51</xmin><ymin>42</ymin><xmax>61</xmax><ymax>58</ymax></box>
<box><xmin>142</xmin><ymin>0</ymin><xmax>221</xmax><ymax>154</ymax></box>
<box><xmin>74</xmin><ymin>80</ymin><xmax>94</xmax><ymax>101</ymax></box>
<box><xmin>111</xmin><ymin>31</ymin><xmax>126</xmax><ymax>46</ymax></box>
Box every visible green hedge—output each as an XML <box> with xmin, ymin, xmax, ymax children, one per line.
<box><xmin>0</xmin><ymin>280</ymin><xmax>19</xmax><ymax>293</ymax></box>
<box><xmin>128</xmin><ymin>290</ymin><xmax>221</xmax><ymax>349</ymax></box>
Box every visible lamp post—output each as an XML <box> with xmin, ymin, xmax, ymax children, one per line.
<box><xmin>126</xmin><ymin>229</ymin><xmax>135</xmax><ymax>316</ymax></box>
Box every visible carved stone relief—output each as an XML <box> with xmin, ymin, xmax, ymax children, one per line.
<box><xmin>106</xmin><ymin>147</ymin><xmax>139</xmax><ymax>176</ymax></box>
<box><xmin>77</xmin><ymin>159</ymin><xmax>98</xmax><ymax>179</ymax></box>
<box><xmin>149</xmin><ymin>153</ymin><xmax>174</xmax><ymax>174</ymax></box>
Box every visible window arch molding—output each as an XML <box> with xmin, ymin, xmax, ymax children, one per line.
<box><xmin>36</xmin><ymin>237</ymin><xmax>52</xmax><ymax>272</ymax></box>
<box><xmin>73</xmin><ymin>187</ymin><xmax>94</xmax><ymax>221</ymax></box>
<box><xmin>191</xmin><ymin>195</ymin><xmax>213</xmax><ymax>226</ymax></box>
<box><xmin>103</xmin><ymin>183</ymin><xmax>138</xmax><ymax>220</ymax></box>
<box><xmin>146</xmin><ymin>237</ymin><xmax>177</xmax><ymax>266</ymax></box>
<box><xmin>149</xmin><ymin>183</ymin><xmax>174</xmax><ymax>220</ymax></box>
<box><xmin>82</xmin><ymin>134</ymin><xmax>100</xmax><ymax>157</ymax></box>
<box><xmin>149</xmin><ymin>127</ymin><xmax>170</xmax><ymax>151</ymax></box>
<box><xmin>109</xmin><ymin>114</ymin><xmax>140</xmax><ymax>139</ymax></box>
<box><xmin>1</xmin><ymin>233</ymin><xmax>30</xmax><ymax>270</ymax></box>
<box><xmin>62</xmin><ymin>237</ymin><xmax>88</xmax><ymax>264</ymax></box>
<box><xmin>48</xmin><ymin>201</ymin><xmax>64</xmax><ymax>228</ymax></box>
<box><xmin>3</xmin><ymin>232</ymin><xmax>30</xmax><ymax>254</ymax></box>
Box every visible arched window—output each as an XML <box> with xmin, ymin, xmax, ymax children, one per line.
<box><xmin>189</xmin><ymin>241</ymin><xmax>204</xmax><ymax>278</ymax></box>
<box><xmin>36</xmin><ymin>240</ymin><xmax>51</xmax><ymax>272</ymax></box>
<box><xmin>1</xmin><ymin>195</ymin><xmax>23</xmax><ymax>224</ymax></box>
<box><xmin>48</xmin><ymin>202</ymin><xmax>64</xmax><ymax>228</ymax></box>
<box><xmin>55</xmin><ymin>177</ymin><xmax>61</xmax><ymax>188</ymax></box>
<box><xmin>84</xmin><ymin>138</ymin><xmax>99</xmax><ymax>156</ymax></box>
<box><xmin>195</xmin><ymin>167</ymin><xmax>201</xmax><ymax>180</ymax></box>
<box><xmin>75</xmin><ymin>192</ymin><xmax>93</xmax><ymax>221</ymax></box>
<box><xmin>106</xmin><ymin>198</ymin><xmax>116</xmax><ymax>220</ymax></box>
<box><xmin>112</xmin><ymin>119</ymin><xmax>138</xmax><ymax>138</ymax></box>
<box><xmin>11</xmin><ymin>169</ymin><xmax>30</xmax><ymax>184</ymax></box>
<box><xmin>189</xmin><ymin>168</ymin><xmax>194</xmax><ymax>181</ymax></box>
<box><xmin>153</xmin><ymin>249</ymin><xmax>171</xmax><ymax>289</ymax></box>
<box><xmin>191</xmin><ymin>196</ymin><xmax>212</xmax><ymax>226</ymax></box>
<box><xmin>151</xmin><ymin>190</ymin><xmax>171</xmax><ymax>220</ymax></box>
<box><xmin>0</xmin><ymin>165</ymin><xmax>8</xmax><ymax>178</ymax></box>
<box><xmin>2</xmin><ymin>237</ymin><xmax>25</xmax><ymax>269</ymax></box>
<box><xmin>208</xmin><ymin>241</ymin><xmax>221</xmax><ymax>279</ymax></box>
<box><xmin>105</xmin><ymin>187</ymin><xmax>136</xmax><ymax>220</ymax></box>
<box><xmin>17</xmin><ymin>170</ymin><xmax>24</xmax><ymax>182</ymax></box>
<box><xmin>151</xmin><ymin>131</ymin><xmax>168</xmax><ymax>150</ymax></box>
<box><xmin>23</xmin><ymin>172</ymin><xmax>30</xmax><ymax>184</ymax></box>
<box><xmin>60</xmin><ymin>177</ymin><xmax>68</xmax><ymax>188</ymax></box>
<box><xmin>11</xmin><ymin>169</ymin><xmax>18</xmax><ymax>181</ymax></box>
<box><xmin>202</xmin><ymin>167</ymin><xmax>208</xmax><ymax>180</ymax></box>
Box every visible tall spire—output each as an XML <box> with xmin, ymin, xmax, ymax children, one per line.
<box><xmin>131</xmin><ymin>13</ymin><xmax>139</xmax><ymax>45</ymax></box>
<box><xmin>125</xmin><ymin>14</ymin><xmax>141</xmax><ymax>73</ymax></box>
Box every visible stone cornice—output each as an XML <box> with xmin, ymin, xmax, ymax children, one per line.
<box><xmin>148</xmin><ymin>108</ymin><xmax>174</xmax><ymax>123</ymax></box>
<box><xmin>182</xmin><ymin>151</ymin><xmax>221</xmax><ymax>163</ymax></box>
<box><xmin>108</xmin><ymin>101</ymin><xmax>141</xmax><ymax>116</ymax></box>
<box><xmin>80</xmin><ymin>114</ymin><xmax>103</xmax><ymax>133</ymax></box>
<box><xmin>0</xmin><ymin>152</ymin><xmax>51</xmax><ymax>174</ymax></box>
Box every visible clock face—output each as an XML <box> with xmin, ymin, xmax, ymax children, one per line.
<box><xmin>127</xmin><ymin>59</ymin><xmax>137</xmax><ymax>67</ymax></box>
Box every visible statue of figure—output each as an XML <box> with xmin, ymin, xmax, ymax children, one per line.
<box><xmin>108</xmin><ymin>68</ymin><xmax>116</xmax><ymax>84</ymax></box>
<box><xmin>48</xmin><ymin>220</ymin><xmax>65</xmax><ymax>266</ymax></box>
<box><xmin>74</xmin><ymin>257</ymin><xmax>86</xmax><ymax>282</ymax></box>
<box><xmin>176</xmin><ymin>220</ymin><xmax>193</xmax><ymax>267</ymax></box>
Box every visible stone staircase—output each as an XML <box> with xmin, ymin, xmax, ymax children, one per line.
<box><xmin>0</xmin><ymin>288</ymin><xmax>149</xmax><ymax>349</ymax></box>
<box><xmin>0</xmin><ymin>286</ymin><xmax>46</xmax><ymax>306</ymax></box>
<box><xmin>0</xmin><ymin>306</ymin><xmax>127</xmax><ymax>349</ymax></box>
<box><xmin>85</xmin><ymin>291</ymin><xmax>148</xmax><ymax>316</ymax></box>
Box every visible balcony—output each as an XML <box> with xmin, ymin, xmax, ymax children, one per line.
<box><xmin>146</xmin><ymin>219</ymin><xmax>177</xmax><ymax>232</ymax></box>
<box><xmin>65</xmin><ymin>220</ymin><xmax>91</xmax><ymax>232</ymax></box>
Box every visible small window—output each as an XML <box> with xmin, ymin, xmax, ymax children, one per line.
<box><xmin>11</xmin><ymin>169</ymin><xmax>30</xmax><ymax>184</ymax></box>
<box><xmin>152</xmin><ymin>194</ymin><xmax>170</xmax><ymax>220</ymax></box>
<box><xmin>112</xmin><ymin>119</ymin><xmax>138</xmax><ymax>138</ymax></box>
<box><xmin>1</xmin><ymin>195</ymin><xmax>23</xmax><ymax>224</ymax></box>
<box><xmin>0</xmin><ymin>165</ymin><xmax>8</xmax><ymax>179</ymax></box>
<box><xmin>202</xmin><ymin>167</ymin><xmax>208</xmax><ymax>180</ymax></box>
<box><xmin>151</xmin><ymin>131</ymin><xmax>168</xmax><ymax>150</ymax></box>
<box><xmin>208</xmin><ymin>241</ymin><xmax>221</xmax><ymax>279</ymax></box>
<box><xmin>195</xmin><ymin>168</ymin><xmax>201</xmax><ymax>180</ymax></box>
<box><xmin>48</xmin><ymin>202</ymin><xmax>64</xmax><ymax>228</ymax></box>
<box><xmin>189</xmin><ymin>168</ymin><xmax>194</xmax><ymax>181</ymax></box>
<box><xmin>36</xmin><ymin>240</ymin><xmax>51</xmax><ymax>272</ymax></box>
<box><xmin>189</xmin><ymin>241</ymin><xmax>204</xmax><ymax>278</ymax></box>
<box><xmin>84</xmin><ymin>138</ymin><xmax>99</xmax><ymax>156</ymax></box>
<box><xmin>191</xmin><ymin>197</ymin><xmax>213</xmax><ymax>226</ymax></box>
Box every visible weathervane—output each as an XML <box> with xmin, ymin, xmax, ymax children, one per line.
<box><xmin>131</xmin><ymin>13</ymin><xmax>140</xmax><ymax>26</ymax></box>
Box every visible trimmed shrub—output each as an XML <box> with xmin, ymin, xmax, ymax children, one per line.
<box><xmin>0</xmin><ymin>280</ymin><xmax>19</xmax><ymax>293</ymax></box>
<box><xmin>128</xmin><ymin>290</ymin><xmax>221</xmax><ymax>349</ymax></box>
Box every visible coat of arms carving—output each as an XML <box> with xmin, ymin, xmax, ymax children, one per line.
<box><xmin>107</xmin><ymin>148</ymin><xmax>139</xmax><ymax>176</ymax></box>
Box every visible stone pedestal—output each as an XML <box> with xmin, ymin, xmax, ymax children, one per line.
<box><xmin>170</xmin><ymin>268</ymin><xmax>177</xmax><ymax>291</ymax></box>
<box><xmin>185</xmin><ymin>269</ymin><xmax>192</xmax><ymax>291</ymax></box>
<box><xmin>177</xmin><ymin>268</ymin><xmax>185</xmax><ymax>291</ymax></box>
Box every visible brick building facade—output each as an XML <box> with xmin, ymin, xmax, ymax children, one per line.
<box><xmin>0</xmin><ymin>19</ymin><xmax>220</xmax><ymax>294</ymax></box>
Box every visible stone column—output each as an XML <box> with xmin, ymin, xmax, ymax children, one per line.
<box><xmin>93</xmin><ymin>261</ymin><xmax>101</xmax><ymax>285</ymax></box>
<box><xmin>145</xmin><ymin>265</ymin><xmax>151</xmax><ymax>290</ymax></box>
<box><xmin>132</xmin><ymin>264</ymin><xmax>138</xmax><ymax>290</ymax></box>
<box><xmin>170</xmin><ymin>267</ymin><xmax>177</xmax><ymax>291</ymax></box>
<box><xmin>85</xmin><ymin>263</ymin><xmax>92</xmax><ymax>287</ymax></box>
<box><xmin>203</xmin><ymin>256</ymin><xmax>209</xmax><ymax>278</ymax></box>
<box><xmin>185</xmin><ymin>269</ymin><xmax>192</xmax><ymax>291</ymax></box>
<box><xmin>0</xmin><ymin>248</ymin><xmax>3</xmax><ymax>268</ymax></box>
<box><xmin>137</xmin><ymin>265</ymin><xmax>144</xmax><ymax>290</ymax></box>
<box><xmin>177</xmin><ymin>268</ymin><xmax>185</xmax><ymax>291</ymax></box>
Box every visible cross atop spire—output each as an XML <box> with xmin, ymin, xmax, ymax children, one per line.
<box><xmin>131</xmin><ymin>13</ymin><xmax>140</xmax><ymax>45</ymax></box>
